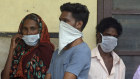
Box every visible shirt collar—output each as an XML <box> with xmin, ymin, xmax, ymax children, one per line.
<box><xmin>91</xmin><ymin>45</ymin><xmax>120</xmax><ymax>64</ymax></box>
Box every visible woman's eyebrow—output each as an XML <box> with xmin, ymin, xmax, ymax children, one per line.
<box><xmin>22</xmin><ymin>26</ymin><xmax>27</xmax><ymax>28</ymax></box>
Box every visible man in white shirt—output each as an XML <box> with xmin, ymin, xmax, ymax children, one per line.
<box><xmin>88</xmin><ymin>17</ymin><xmax>126</xmax><ymax>79</ymax></box>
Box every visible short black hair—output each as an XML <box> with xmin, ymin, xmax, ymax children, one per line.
<box><xmin>60</xmin><ymin>2</ymin><xmax>89</xmax><ymax>31</ymax></box>
<box><xmin>96</xmin><ymin>17</ymin><xmax>123</xmax><ymax>36</ymax></box>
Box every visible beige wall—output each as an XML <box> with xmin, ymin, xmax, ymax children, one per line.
<box><xmin>0</xmin><ymin>0</ymin><xmax>97</xmax><ymax>49</ymax></box>
<box><xmin>0</xmin><ymin>0</ymin><xmax>97</xmax><ymax>78</ymax></box>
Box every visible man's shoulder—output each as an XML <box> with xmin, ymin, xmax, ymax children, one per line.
<box><xmin>75</xmin><ymin>42</ymin><xmax>90</xmax><ymax>51</ymax></box>
<box><xmin>112</xmin><ymin>51</ymin><xmax>126</xmax><ymax>68</ymax></box>
<box><xmin>52</xmin><ymin>49</ymin><xmax>59</xmax><ymax>56</ymax></box>
<box><xmin>73</xmin><ymin>42</ymin><xmax>91</xmax><ymax>55</ymax></box>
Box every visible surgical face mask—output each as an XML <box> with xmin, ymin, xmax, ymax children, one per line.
<box><xmin>22</xmin><ymin>34</ymin><xmax>40</xmax><ymax>46</ymax></box>
<box><xmin>99</xmin><ymin>33</ymin><xmax>118</xmax><ymax>53</ymax></box>
<box><xmin>58</xmin><ymin>21</ymin><xmax>83</xmax><ymax>54</ymax></box>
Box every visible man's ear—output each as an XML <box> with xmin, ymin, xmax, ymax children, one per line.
<box><xmin>75</xmin><ymin>21</ymin><xmax>83</xmax><ymax>31</ymax></box>
<box><xmin>96</xmin><ymin>32</ymin><xmax>101</xmax><ymax>39</ymax></box>
<box><xmin>96</xmin><ymin>32</ymin><xmax>102</xmax><ymax>44</ymax></box>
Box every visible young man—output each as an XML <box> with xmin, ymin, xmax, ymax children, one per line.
<box><xmin>88</xmin><ymin>17</ymin><xmax>126</xmax><ymax>79</ymax></box>
<box><xmin>46</xmin><ymin>2</ymin><xmax>91</xmax><ymax>79</ymax></box>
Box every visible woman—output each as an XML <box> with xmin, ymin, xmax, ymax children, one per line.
<box><xmin>1</xmin><ymin>13</ymin><xmax>54</xmax><ymax>79</ymax></box>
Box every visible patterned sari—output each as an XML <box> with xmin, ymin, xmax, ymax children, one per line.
<box><xmin>10</xmin><ymin>13</ymin><xmax>54</xmax><ymax>79</ymax></box>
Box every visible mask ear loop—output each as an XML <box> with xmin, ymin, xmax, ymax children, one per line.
<box><xmin>100</xmin><ymin>33</ymin><xmax>103</xmax><ymax>37</ymax></box>
<box><xmin>98</xmin><ymin>33</ymin><xmax>103</xmax><ymax>45</ymax></box>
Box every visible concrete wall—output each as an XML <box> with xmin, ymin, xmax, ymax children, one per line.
<box><xmin>0</xmin><ymin>37</ymin><xmax>11</xmax><ymax>75</ymax></box>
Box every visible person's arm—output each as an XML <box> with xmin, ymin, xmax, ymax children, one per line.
<box><xmin>45</xmin><ymin>51</ymin><xmax>56</xmax><ymax>79</ymax></box>
<box><xmin>121</xmin><ymin>64</ymin><xmax>126</xmax><ymax>79</ymax></box>
<box><xmin>63</xmin><ymin>72</ymin><xmax>77</xmax><ymax>79</ymax></box>
<box><xmin>120</xmin><ymin>59</ymin><xmax>126</xmax><ymax>79</ymax></box>
<box><xmin>122</xmin><ymin>65</ymin><xmax>126</xmax><ymax>79</ymax></box>
<box><xmin>1</xmin><ymin>34</ymin><xmax>22</xmax><ymax>79</ymax></box>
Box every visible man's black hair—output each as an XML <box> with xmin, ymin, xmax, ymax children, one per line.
<box><xmin>60</xmin><ymin>2</ymin><xmax>89</xmax><ymax>31</ymax></box>
<box><xmin>96</xmin><ymin>17</ymin><xmax>123</xmax><ymax>36</ymax></box>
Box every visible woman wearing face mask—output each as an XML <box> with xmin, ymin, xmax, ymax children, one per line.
<box><xmin>1</xmin><ymin>13</ymin><xmax>54</xmax><ymax>79</ymax></box>
<box><xmin>88</xmin><ymin>17</ymin><xmax>126</xmax><ymax>79</ymax></box>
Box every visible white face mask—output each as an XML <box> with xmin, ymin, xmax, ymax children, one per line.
<box><xmin>99</xmin><ymin>33</ymin><xmax>118</xmax><ymax>53</ymax></box>
<box><xmin>58</xmin><ymin>21</ymin><xmax>83</xmax><ymax>54</ymax></box>
<box><xmin>22</xmin><ymin>34</ymin><xmax>40</xmax><ymax>46</ymax></box>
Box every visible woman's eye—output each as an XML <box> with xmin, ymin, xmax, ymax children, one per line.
<box><xmin>31</xmin><ymin>27</ymin><xmax>36</xmax><ymax>30</ymax></box>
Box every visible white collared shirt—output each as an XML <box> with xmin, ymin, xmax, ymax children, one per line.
<box><xmin>88</xmin><ymin>46</ymin><xmax>126</xmax><ymax>79</ymax></box>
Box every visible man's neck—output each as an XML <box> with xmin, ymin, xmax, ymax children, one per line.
<box><xmin>98</xmin><ymin>45</ymin><xmax>113</xmax><ymax>75</ymax></box>
<box><xmin>64</xmin><ymin>37</ymin><xmax>83</xmax><ymax>50</ymax></box>
<box><xmin>98</xmin><ymin>45</ymin><xmax>112</xmax><ymax>58</ymax></box>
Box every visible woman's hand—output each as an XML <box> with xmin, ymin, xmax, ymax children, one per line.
<box><xmin>10</xmin><ymin>34</ymin><xmax>22</xmax><ymax>50</ymax></box>
<box><xmin>2</xmin><ymin>34</ymin><xmax>23</xmax><ymax>79</ymax></box>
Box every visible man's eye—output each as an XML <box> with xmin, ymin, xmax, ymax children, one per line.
<box><xmin>22</xmin><ymin>27</ymin><xmax>27</xmax><ymax>30</ymax></box>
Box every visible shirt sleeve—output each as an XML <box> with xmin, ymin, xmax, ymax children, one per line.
<box><xmin>120</xmin><ymin>59</ymin><xmax>126</xmax><ymax>79</ymax></box>
<box><xmin>133</xmin><ymin>65</ymin><xmax>140</xmax><ymax>79</ymax></box>
<box><xmin>65</xmin><ymin>48</ymin><xmax>91</xmax><ymax>77</ymax></box>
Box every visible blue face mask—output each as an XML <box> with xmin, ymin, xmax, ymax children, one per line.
<box><xmin>99</xmin><ymin>33</ymin><xmax>118</xmax><ymax>53</ymax></box>
<box><xmin>22</xmin><ymin>34</ymin><xmax>40</xmax><ymax>46</ymax></box>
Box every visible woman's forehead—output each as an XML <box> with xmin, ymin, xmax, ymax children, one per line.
<box><xmin>23</xmin><ymin>19</ymin><xmax>38</xmax><ymax>27</ymax></box>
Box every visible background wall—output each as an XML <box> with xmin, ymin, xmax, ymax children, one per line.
<box><xmin>0</xmin><ymin>0</ymin><xmax>97</xmax><ymax>78</ymax></box>
<box><xmin>0</xmin><ymin>0</ymin><xmax>97</xmax><ymax>49</ymax></box>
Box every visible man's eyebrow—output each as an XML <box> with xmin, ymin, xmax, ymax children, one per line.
<box><xmin>22</xmin><ymin>26</ymin><xmax>27</xmax><ymax>28</ymax></box>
